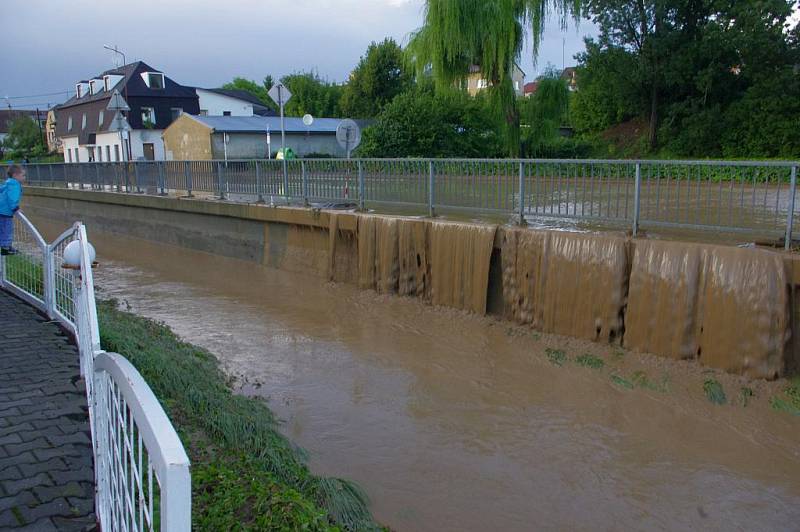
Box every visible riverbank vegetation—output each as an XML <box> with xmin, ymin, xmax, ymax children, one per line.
<box><xmin>96</xmin><ymin>299</ymin><xmax>381</xmax><ymax>531</ymax></box>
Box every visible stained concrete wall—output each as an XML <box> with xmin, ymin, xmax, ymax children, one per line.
<box><xmin>21</xmin><ymin>187</ymin><xmax>800</xmax><ymax>379</ymax></box>
<box><xmin>163</xmin><ymin>114</ymin><xmax>213</xmax><ymax>161</ymax></box>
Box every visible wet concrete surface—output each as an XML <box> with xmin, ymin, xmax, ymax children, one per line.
<box><xmin>32</xmin><ymin>218</ymin><xmax>800</xmax><ymax>531</ymax></box>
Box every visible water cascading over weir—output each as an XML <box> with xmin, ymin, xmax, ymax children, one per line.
<box><xmin>21</xmin><ymin>188</ymin><xmax>798</xmax><ymax>379</ymax></box>
<box><xmin>329</xmin><ymin>213</ymin><xmax>793</xmax><ymax>379</ymax></box>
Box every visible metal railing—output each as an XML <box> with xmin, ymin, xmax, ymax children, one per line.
<box><xmin>0</xmin><ymin>212</ymin><xmax>191</xmax><ymax>531</ymax></box>
<box><xmin>24</xmin><ymin>158</ymin><xmax>800</xmax><ymax>247</ymax></box>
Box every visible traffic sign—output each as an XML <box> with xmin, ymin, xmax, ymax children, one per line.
<box><xmin>268</xmin><ymin>83</ymin><xmax>292</xmax><ymax>106</ymax></box>
<box><xmin>336</xmin><ymin>119</ymin><xmax>361</xmax><ymax>158</ymax></box>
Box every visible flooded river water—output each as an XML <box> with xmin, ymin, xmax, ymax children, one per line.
<box><xmin>38</xmin><ymin>219</ymin><xmax>800</xmax><ymax>531</ymax></box>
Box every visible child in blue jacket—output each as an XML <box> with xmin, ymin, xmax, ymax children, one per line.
<box><xmin>1</xmin><ymin>165</ymin><xmax>25</xmax><ymax>255</ymax></box>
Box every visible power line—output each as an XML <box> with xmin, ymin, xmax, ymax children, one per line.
<box><xmin>5</xmin><ymin>90</ymin><xmax>72</xmax><ymax>100</ymax></box>
<box><xmin>4</xmin><ymin>102</ymin><xmax>57</xmax><ymax>110</ymax></box>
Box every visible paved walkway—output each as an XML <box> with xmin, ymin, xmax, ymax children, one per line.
<box><xmin>0</xmin><ymin>290</ymin><xmax>95</xmax><ymax>531</ymax></box>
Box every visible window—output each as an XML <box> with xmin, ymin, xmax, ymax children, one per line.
<box><xmin>106</xmin><ymin>145</ymin><xmax>111</xmax><ymax>161</ymax></box>
<box><xmin>76</xmin><ymin>84</ymin><xmax>83</xmax><ymax>98</ymax></box>
<box><xmin>223</xmin><ymin>111</ymin><xmax>231</xmax><ymax>116</ymax></box>
<box><xmin>67</xmin><ymin>150</ymin><xmax>73</xmax><ymax>163</ymax></box>
<box><xmin>99</xmin><ymin>110</ymin><xmax>105</xmax><ymax>126</ymax></box>
<box><xmin>114</xmin><ymin>145</ymin><xmax>120</xmax><ymax>162</ymax></box>
<box><xmin>67</xmin><ymin>116</ymin><xmax>73</xmax><ymax>131</ymax></box>
<box><xmin>514</xmin><ymin>81</ymin><xmax>520</xmax><ymax>91</ymax></box>
<box><xmin>199</xmin><ymin>109</ymin><xmax>208</xmax><ymax>116</ymax></box>
<box><xmin>104</xmin><ymin>76</ymin><xmax>110</xmax><ymax>91</ymax></box>
<box><xmin>96</xmin><ymin>147</ymin><xmax>101</xmax><ymax>162</ymax></box>
<box><xmin>170</xmin><ymin>108</ymin><xmax>183</xmax><ymax>121</ymax></box>
<box><xmin>477</xmin><ymin>79</ymin><xmax>488</xmax><ymax>89</ymax></box>
<box><xmin>74</xmin><ymin>148</ymin><xmax>79</xmax><ymax>162</ymax></box>
<box><xmin>81</xmin><ymin>113</ymin><xmax>87</xmax><ymax>130</ymax></box>
<box><xmin>147</xmin><ymin>73</ymin><xmax>164</xmax><ymax>89</ymax></box>
<box><xmin>141</xmin><ymin>107</ymin><xmax>156</xmax><ymax>127</ymax></box>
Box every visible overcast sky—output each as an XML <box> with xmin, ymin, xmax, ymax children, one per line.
<box><xmin>2</xmin><ymin>0</ymin><xmax>597</xmax><ymax>110</ymax></box>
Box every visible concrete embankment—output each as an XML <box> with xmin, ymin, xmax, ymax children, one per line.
<box><xmin>23</xmin><ymin>187</ymin><xmax>800</xmax><ymax>379</ymax></box>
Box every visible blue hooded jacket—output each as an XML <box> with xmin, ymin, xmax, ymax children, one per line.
<box><xmin>0</xmin><ymin>178</ymin><xmax>22</xmax><ymax>217</ymax></box>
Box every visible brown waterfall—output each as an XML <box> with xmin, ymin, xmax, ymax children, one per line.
<box><xmin>499</xmin><ymin>228</ymin><xmax>628</xmax><ymax>342</ymax></box>
<box><xmin>627</xmin><ymin>240</ymin><xmax>790</xmax><ymax>379</ymax></box>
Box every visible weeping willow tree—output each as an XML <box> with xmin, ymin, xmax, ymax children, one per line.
<box><xmin>407</xmin><ymin>0</ymin><xmax>581</xmax><ymax>156</ymax></box>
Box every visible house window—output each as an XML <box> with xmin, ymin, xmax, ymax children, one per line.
<box><xmin>99</xmin><ymin>110</ymin><xmax>105</xmax><ymax>126</ymax></box>
<box><xmin>515</xmin><ymin>81</ymin><xmax>520</xmax><ymax>91</ymax></box>
<box><xmin>81</xmin><ymin>113</ymin><xmax>87</xmax><ymax>130</ymax></box>
<box><xmin>104</xmin><ymin>76</ymin><xmax>111</xmax><ymax>91</ymax></box>
<box><xmin>76</xmin><ymin>84</ymin><xmax>83</xmax><ymax>98</ymax></box>
<box><xmin>477</xmin><ymin>79</ymin><xmax>488</xmax><ymax>89</ymax></box>
<box><xmin>114</xmin><ymin>145</ymin><xmax>120</xmax><ymax>162</ymax></box>
<box><xmin>67</xmin><ymin>116</ymin><xmax>73</xmax><ymax>131</ymax></box>
<box><xmin>223</xmin><ymin>111</ymin><xmax>231</xmax><ymax>116</ymax></box>
<box><xmin>67</xmin><ymin>150</ymin><xmax>73</xmax><ymax>163</ymax></box>
<box><xmin>106</xmin><ymin>145</ymin><xmax>111</xmax><ymax>161</ymax></box>
<box><xmin>141</xmin><ymin>107</ymin><xmax>156</xmax><ymax>127</ymax></box>
<box><xmin>96</xmin><ymin>147</ymin><xmax>102</xmax><ymax>162</ymax></box>
<box><xmin>147</xmin><ymin>73</ymin><xmax>164</xmax><ymax>89</ymax></box>
<box><xmin>170</xmin><ymin>108</ymin><xmax>183</xmax><ymax>121</ymax></box>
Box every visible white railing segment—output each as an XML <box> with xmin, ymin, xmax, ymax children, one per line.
<box><xmin>0</xmin><ymin>212</ymin><xmax>191</xmax><ymax>532</ymax></box>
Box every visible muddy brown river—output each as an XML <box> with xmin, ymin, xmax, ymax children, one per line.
<box><xmin>36</xmin><ymin>219</ymin><xmax>800</xmax><ymax>531</ymax></box>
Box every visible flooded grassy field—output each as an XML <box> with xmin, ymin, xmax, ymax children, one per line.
<box><xmin>34</xmin><ymin>218</ymin><xmax>800</xmax><ymax>531</ymax></box>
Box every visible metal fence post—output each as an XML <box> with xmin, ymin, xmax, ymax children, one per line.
<box><xmin>518</xmin><ymin>161</ymin><xmax>526</xmax><ymax>225</ymax></box>
<box><xmin>282</xmin><ymin>159</ymin><xmax>290</xmax><ymax>203</ymax></box>
<box><xmin>217</xmin><ymin>161</ymin><xmax>226</xmax><ymax>200</ymax></box>
<box><xmin>95</xmin><ymin>163</ymin><xmax>100</xmax><ymax>190</ymax></box>
<box><xmin>358</xmin><ymin>161</ymin><xmax>365</xmax><ymax>211</ymax></box>
<box><xmin>48</xmin><ymin>164</ymin><xmax>54</xmax><ymax>188</ymax></box>
<box><xmin>302</xmin><ymin>161</ymin><xmax>309</xmax><ymax>206</ymax></box>
<box><xmin>158</xmin><ymin>162</ymin><xmax>166</xmax><ymax>196</ymax></box>
<box><xmin>632</xmin><ymin>162</ymin><xmax>642</xmax><ymax>237</ymax></box>
<box><xmin>134</xmin><ymin>163</ymin><xmax>142</xmax><ymax>193</ymax></box>
<box><xmin>428</xmin><ymin>160</ymin><xmax>435</xmax><ymax>217</ymax></box>
<box><xmin>785</xmin><ymin>165</ymin><xmax>798</xmax><ymax>250</ymax></box>
<box><xmin>79</xmin><ymin>164</ymin><xmax>85</xmax><ymax>189</ymax></box>
<box><xmin>255</xmin><ymin>161</ymin><xmax>264</xmax><ymax>203</ymax></box>
<box><xmin>184</xmin><ymin>161</ymin><xmax>193</xmax><ymax>197</ymax></box>
<box><xmin>43</xmin><ymin>244</ymin><xmax>55</xmax><ymax>318</ymax></box>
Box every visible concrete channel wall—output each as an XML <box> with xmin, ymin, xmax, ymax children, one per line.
<box><xmin>23</xmin><ymin>186</ymin><xmax>800</xmax><ymax>379</ymax></box>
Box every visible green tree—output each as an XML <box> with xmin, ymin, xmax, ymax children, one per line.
<box><xmin>221</xmin><ymin>77</ymin><xmax>275</xmax><ymax>109</ymax></box>
<box><xmin>520</xmin><ymin>72</ymin><xmax>570</xmax><ymax>156</ymax></box>
<box><xmin>358</xmin><ymin>86</ymin><xmax>503</xmax><ymax>158</ymax></box>
<box><xmin>280</xmin><ymin>72</ymin><xmax>342</xmax><ymax>117</ymax></box>
<box><xmin>406</xmin><ymin>0</ymin><xmax>582</xmax><ymax>156</ymax></box>
<box><xmin>2</xmin><ymin>117</ymin><xmax>45</xmax><ymax>159</ymax></box>
<box><xmin>339</xmin><ymin>38</ymin><xmax>412</xmax><ymax>118</ymax></box>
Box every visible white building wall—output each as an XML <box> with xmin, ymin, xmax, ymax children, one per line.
<box><xmin>196</xmin><ymin>89</ymin><xmax>254</xmax><ymax>117</ymax></box>
<box><xmin>130</xmin><ymin>129</ymin><xmax>166</xmax><ymax>160</ymax></box>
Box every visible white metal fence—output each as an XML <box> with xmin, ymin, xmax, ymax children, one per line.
<box><xmin>0</xmin><ymin>212</ymin><xmax>191</xmax><ymax>531</ymax></box>
<box><xmin>24</xmin><ymin>158</ymin><xmax>800</xmax><ymax>248</ymax></box>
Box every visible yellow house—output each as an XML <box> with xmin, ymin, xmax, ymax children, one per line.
<box><xmin>465</xmin><ymin>64</ymin><xmax>526</xmax><ymax>97</ymax></box>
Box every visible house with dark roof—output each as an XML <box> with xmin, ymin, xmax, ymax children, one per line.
<box><xmin>194</xmin><ymin>88</ymin><xmax>275</xmax><ymax>117</ymax></box>
<box><xmin>54</xmin><ymin>61</ymin><xmax>200</xmax><ymax>162</ymax></box>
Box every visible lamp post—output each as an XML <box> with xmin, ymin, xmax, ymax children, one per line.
<box><xmin>103</xmin><ymin>44</ymin><xmax>126</xmax><ymax>67</ymax></box>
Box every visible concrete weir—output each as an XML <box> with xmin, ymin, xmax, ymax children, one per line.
<box><xmin>24</xmin><ymin>187</ymin><xmax>800</xmax><ymax>379</ymax></box>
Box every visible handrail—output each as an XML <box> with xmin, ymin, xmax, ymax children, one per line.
<box><xmin>0</xmin><ymin>212</ymin><xmax>191</xmax><ymax>531</ymax></box>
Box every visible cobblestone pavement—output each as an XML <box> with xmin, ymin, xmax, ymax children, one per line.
<box><xmin>0</xmin><ymin>290</ymin><xmax>95</xmax><ymax>531</ymax></box>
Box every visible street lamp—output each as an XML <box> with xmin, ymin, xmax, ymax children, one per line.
<box><xmin>103</xmin><ymin>44</ymin><xmax>126</xmax><ymax>67</ymax></box>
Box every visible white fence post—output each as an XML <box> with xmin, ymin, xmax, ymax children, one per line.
<box><xmin>633</xmin><ymin>162</ymin><xmax>642</xmax><ymax>237</ymax></box>
<box><xmin>785</xmin><ymin>165</ymin><xmax>797</xmax><ymax>250</ymax></box>
<box><xmin>43</xmin><ymin>243</ymin><xmax>56</xmax><ymax>318</ymax></box>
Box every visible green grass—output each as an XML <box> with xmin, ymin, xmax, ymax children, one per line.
<box><xmin>4</xmin><ymin>254</ymin><xmax>44</xmax><ymax>299</ymax></box>
<box><xmin>739</xmin><ymin>387</ymin><xmax>754</xmax><ymax>407</ymax></box>
<box><xmin>770</xmin><ymin>377</ymin><xmax>800</xmax><ymax>416</ymax></box>
<box><xmin>575</xmin><ymin>354</ymin><xmax>605</xmax><ymax>370</ymax></box>
<box><xmin>610</xmin><ymin>370</ymin><xmax>669</xmax><ymax>393</ymax></box>
<box><xmin>545</xmin><ymin>348</ymin><xmax>567</xmax><ymax>366</ymax></box>
<box><xmin>610</xmin><ymin>374</ymin><xmax>635</xmax><ymax>389</ymax></box>
<box><xmin>97</xmin><ymin>300</ymin><xmax>380</xmax><ymax>531</ymax></box>
<box><xmin>703</xmin><ymin>379</ymin><xmax>727</xmax><ymax>405</ymax></box>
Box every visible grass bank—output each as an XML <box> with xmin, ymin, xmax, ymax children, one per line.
<box><xmin>97</xmin><ymin>299</ymin><xmax>381</xmax><ymax>531</ymax></box>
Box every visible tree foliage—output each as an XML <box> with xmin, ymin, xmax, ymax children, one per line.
<box><xmin>407</xmin><ymin>0</ymin><xmax>582</xmax><ymax>156</ymax></box>
<box><xmin>359</xmin><ymin>85</ymin><xmax>503</xmax><ymax>158</ymax></box>
<box><xmin>280</xmin><ymin>71</ymin><xmax>342</xmax><ymax>117</ymax></box>
<box><xmin>339</xmin><ymin>38</ymin><xmax>412</xmax><ymax>118</ymax></box>
<box><xmin>574</xmin><ymin>0</ymin><xmax>800</xmax><ymax>158</ymax></box>
<box><xmin>2</xmin><ymin>117</ymin><xmax>46</xmax><ymax>159</ymax></box>
<box><xmin>221</xmin><ymin>76</ymin><xmax>275</xmax><ymax>109</ymax></box>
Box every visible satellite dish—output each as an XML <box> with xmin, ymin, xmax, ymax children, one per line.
<box><xmin>302</xmin><ymin>114</ymin><xmax>314</xmax><ymax>127</ymax></box>
<box><xmin>336</xmin><ymin>119</ymin><xmax>361</xmax><ymax>158</ymax></box>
